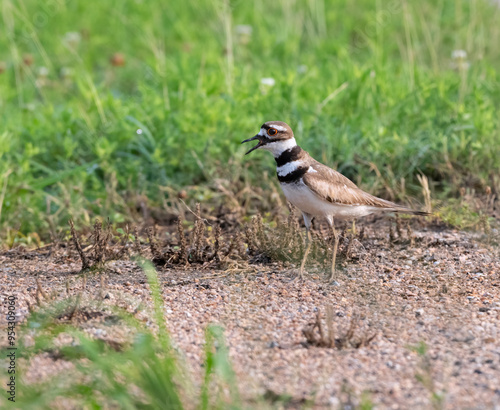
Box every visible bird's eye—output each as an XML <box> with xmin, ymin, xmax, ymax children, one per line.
<box><xmin>267</xmin><ymin>128</ymin><xmax>278</xmax><ymax>136</ymax></box>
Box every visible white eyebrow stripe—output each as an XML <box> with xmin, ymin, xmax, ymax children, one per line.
<box><xmin>271</xmin><ymin>124</ymin><xmax>287</xmax><ymax>132</ymax></box>
<box><xmin>277</xmin><ymin>160</ymin><xmax>304</xmax><ymax>176</ymax></box>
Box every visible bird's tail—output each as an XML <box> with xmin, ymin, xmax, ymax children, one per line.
<box><xmin>393</xmin><ymin>207</ymin><xmax>431</xmax><ymax>216</ymax></box>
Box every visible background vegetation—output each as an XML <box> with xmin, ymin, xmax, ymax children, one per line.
<box><xmin>1</xmin><ymin>0</ymin><xmax>499</xmax><ymax>242</ymax></box>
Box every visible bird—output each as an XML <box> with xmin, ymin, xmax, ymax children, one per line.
<box><xmin>242</xmin><ymin>121</ymin><xmax>429</xmax><ymax>281</ymax></box>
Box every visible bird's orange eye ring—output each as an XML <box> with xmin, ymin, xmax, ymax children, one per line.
<box><xmin>267</xmin><ymin>128</ymin><xmax>278</xmax><ymax>136</ymax></box>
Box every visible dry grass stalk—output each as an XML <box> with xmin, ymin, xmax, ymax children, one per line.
<box><xmin>389</xmin><ymin>224</ymin><xmax>396</xmax><ymax>245</ymax></box>
<box><xmin>133</xmin><ymin>226</ymin><xmax>142</xmax><ymax>256</ymax></box>
<box><xmin>147</xmin><ymin>226</ymin><xmax>165</xmax><ymax>264</ymax></box>
<box><xmin>66</xmin><ymin>294</ymin><xmax>82</xmax><ymax>322</ymax></box>
<box><xmin>116</xmin><ymin>224</ymin><xmax>130</xmax><ymax>259</ymax></box>
<box><xmin>244</xmin><ymin>223</ymin><xmax>257</xmax><ymax>255</ymax></box>
<box><xmin>480</xmin><ymin>214</ymin><xmax>491</xmax><ymax>236</ymax></box>
<box><xmin>177</xmin><ymin>216</ymin><xmax>188</xmax><ymax>264</ymax></box>
<box><xmin>406</xmin><ymin>221</ymin><xmax>415</xmax><ymax>247</ymax></box>
<box><xmin>69</xmin><ymin>219</ymin><xmax>90</xmax><ymax>270</ymax></box>
<box><xmin>417</xmin><ymin>174</ymin><xmax>432</xmax><ymax>213</ymax></box>
<box><xmin>344</xmin><ymin>229</ymin><xmax>354</xmax><ymax>259</ymax></box>
<box><xmin>212</xmin><ymin>225</ymin><xmax>222</xmax><ymax>263</ymax></box>
<box><xmin>192</xmin><ymin>203</ymin><xmax>206</xmax><ymax>262</ymax></box>
<box><xmin>484</xmin><ymin>185</ymin><xmax>496</xmax><ymax>215</ymax></box>
<box><xmin>396</xmin><ymin>214</ymin><xmax>403</xmax><ymax>238</ymax></box>
<box><xmin>252</xmin><ymin>214</ymin><xmax>266</xmax><ymax>247</ymax></box>
<box><xmin>91</xmin><ymin>219</ymin><xmax>104</xmax><ymax>263</ymax></box>
<box><xmin>339</xmin><ymin>226</ymin><xmax>348</xmax><ymax>249</ymax></box>
<box><xmin>222</xmin><ymin>234</ymin><xmax>238</xmax><ymax>260</ymax></box>
<box><xmin>358</xmin><ymin>226</ymin><xmax>365</xmax><ymax>241</ymax></box>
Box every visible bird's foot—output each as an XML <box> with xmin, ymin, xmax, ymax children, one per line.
<box><xmin>289</xmin><ymin>268</ymin><xmax>305</xmax><ymax>282</ymax></box>
<box><xmin>327</xmin><ymin>266</ymin><xmax>336</xmax><ymax>283</ymax></box>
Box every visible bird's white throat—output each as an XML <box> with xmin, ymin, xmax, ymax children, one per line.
<box><xmin>260</xmin><ymin>137</ymin><xmax>297</xmax><ymax>157</ymax></box>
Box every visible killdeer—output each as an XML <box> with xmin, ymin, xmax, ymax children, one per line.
<box><xmin>242</xmin><ymin>121</ymin><xmax>429</xmax><ymax>281</ymax></box>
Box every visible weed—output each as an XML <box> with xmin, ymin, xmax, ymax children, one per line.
<box><xmin>418</xmin><ymin>174</ymin><xmax>432</xmax><ymax>214</ymax></box>
<box><xmin>212</xmin><ymin>224</ymin><xmax>222</xmax><ymax>263</ymax></box>
<box><xmin>147</xmin><ymin>226</ymin><xmax>166</xmax><ymax>265</ymax></box>
<box><xmin>200</xmin><ymin>325</ymin><xmax>241</xmax><ymax>409</ymax></box>
<box><xmin>410</xmin><ymin>341</ymin><xmax>446</xmax><ymax>410</ymax></box>
<box><xmin>69</xmin><ymin>218</ymin><xmax>118</xmax><ymax>272</ymax></box>
<box><xmin>396</xmin><ymin>214</ymin><xmax>403</xmax><ymax>238</ymax></box>
<box><xmin>436</xmin><ymin>198</ymin><xmax>490</xmax><ymax>230</ymax></box>
<box><xmin>177</xmin><ymin>217</ymin><xmax>188</xmax><ymax>264</ymax></box>
<box><xmin>133</xmin><ymin>225</ymin><xmax>142</xmax><ymax>257</ymax></box>
<box><xmin>389</xmin><ymin>224</ymin><xmax>396</xmax><ymax>245</ymax></box>
<box><xmin>192</xmin><ymin>203</ymin><xmax>206</xmax><ymax>263</ymax></box>
<box><xmin>69</xmin><ymin>219</ymin><xmax>90</xmax><ymax>270</ymax></box>
<box><xmin>406</xmin><ymin>221</ymin><xmax>415</xmax><ymax>247</ymax></box>
<box><xmin>302</xmin><ymin>307</ymin><xmax>376</xmax><ymax>350</ymax></box>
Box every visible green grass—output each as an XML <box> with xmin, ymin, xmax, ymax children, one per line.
<box><xmin>1</xmin><ymin>0</ymin><xmax>499</xmax><ymax>240</ymax></box>
<box><xmin>0</xmin><ymin>261</ymin><xmax>241</xmax><ymax>409</ymax></box>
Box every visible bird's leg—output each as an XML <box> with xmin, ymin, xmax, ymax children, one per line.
<box><xmin>346</xmin><ymin>219</ymin><xmax>356</xmax><ymax>259</ymax></box>
<box><xmin>299</xmin><ymin>228</ymin><xmax>312</xmax><ymax>280</ymax></box>
<box><xmin>328</xmin><ymin>218</ymin><xmax>340</xmax><ymax>282</ymax></box>
<box><xmin>298</xmin><ymin>212</ymin><xmax>313</xmax><ymax>280</ymax></box>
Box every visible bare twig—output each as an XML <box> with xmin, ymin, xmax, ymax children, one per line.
<box><xmin>177</xmin><ymin>217</ymin><xmax>188</xmax><ymax>264</ymax></box>
<box><xmin>69</xmin><ymin>219</ymin><xmax>90</xmax><ymax>270</ymax></box>
<box><xmin>179</xmin><ymin>199</ymin><xmax>212</xmax><ymax>225</ymax></box>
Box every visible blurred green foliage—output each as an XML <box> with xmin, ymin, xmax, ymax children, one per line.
<box><xmin>0</xmin><ymin>0</ymin><xmax>499</xmax><ymax>239</ymax></box>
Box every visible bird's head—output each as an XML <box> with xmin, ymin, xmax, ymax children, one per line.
<box><xmin>242</xmin><ymin>121</ymin><xmax>296</xmax><ymax>156</ymax></box>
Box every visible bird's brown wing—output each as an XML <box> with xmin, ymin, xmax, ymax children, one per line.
<box><xmin>302</xmin><ymin>161</ymin><xmax>401</xmax><ymax>209</ymax></box>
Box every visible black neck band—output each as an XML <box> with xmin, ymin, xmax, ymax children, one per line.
<box><xmin>274</xmin><ymin>145</ymin><xmax>302</xmax><ymax>166</ymax></box>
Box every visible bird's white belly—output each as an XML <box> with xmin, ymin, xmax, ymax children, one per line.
<box><xmin>281</xmin><ymin>180</ymin><xmax>378</xmax><ymax>219</ymax></box>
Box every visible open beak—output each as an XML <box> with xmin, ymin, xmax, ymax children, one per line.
<box><xmin>241</xmin><ymin>135</ymin><xmax>263</xmax><ymax>155</ymax></box>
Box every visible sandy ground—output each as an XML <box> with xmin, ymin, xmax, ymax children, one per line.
<box><xmin>1</xmin><ymin>219</ymin><xmax>499</xmax><ymax>409</ymax></box>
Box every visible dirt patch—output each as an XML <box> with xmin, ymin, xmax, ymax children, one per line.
<box><xmin>1</xmin><ymin>217</ymin><xmax>499</xmax><ymax>408</ymax></box>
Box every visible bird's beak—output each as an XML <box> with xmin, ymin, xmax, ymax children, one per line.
<box><xmin>241</xmin><ymin>135</ymin><xmax>263</xmax><ymax>155</ymax></box>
